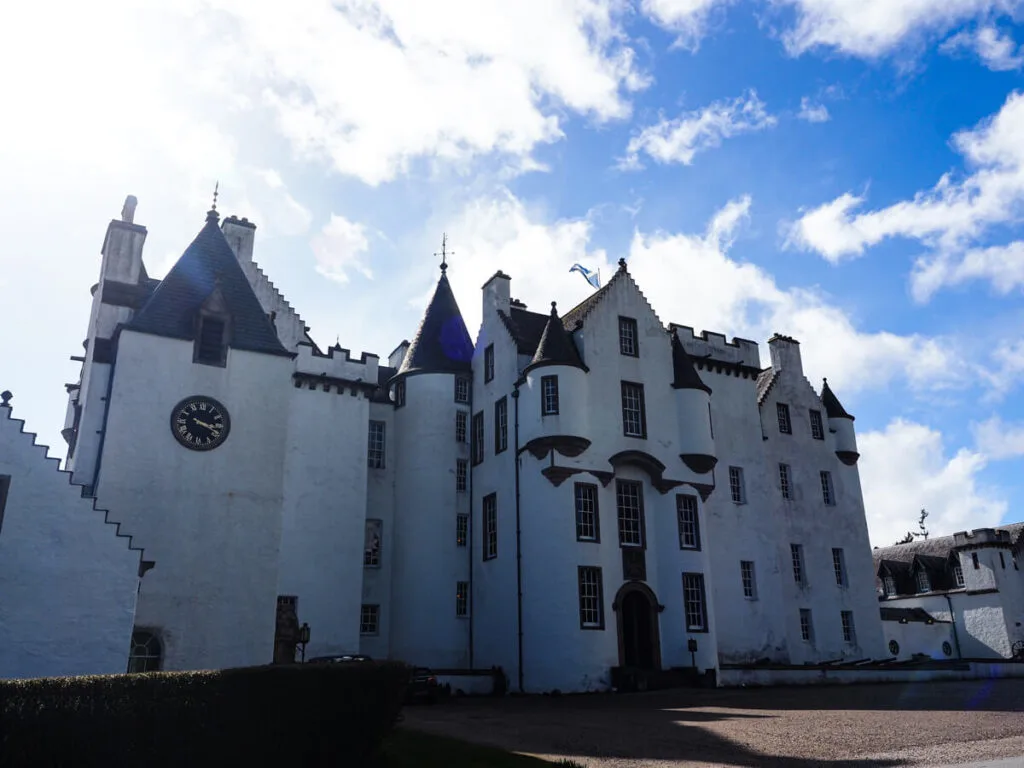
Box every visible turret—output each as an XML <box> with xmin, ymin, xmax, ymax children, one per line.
<box><xmin>821</xmin><ymin>378</ymin><xmax>858</xmax><ymax>466</ymax></box>
<box><xmin>520</xmin><ymin>302</ymin><xmax>589</xmax><ymax>455</ymax></box>
<box><xmin>671</xmin><ymin>333</ymin><xmax>716</xmax><ymax>474</ymax></box>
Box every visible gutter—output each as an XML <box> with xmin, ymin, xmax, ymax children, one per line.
<box><xmin>513</xmin><ymin>383</ymin><xmax>524</xmax><ymax>692</ymax></box>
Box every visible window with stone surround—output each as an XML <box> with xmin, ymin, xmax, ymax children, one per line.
<box><xmin>953</xmin><ymin>562</ymin><xmax>965</xmax><ymax>587</ymax></box>
<box><xmin>616</xmin><ymin>480</ymin><xmax>644</xmax><ymax>548</ymax></box>
<box><xmin>619</xmin><ymin>316</ymin><xmax>639</xmax><ymax>357</ymax></box>
<box><xmin>394</xmin><ymin>379</ymin><xmax>406</xmax><ymax>408</ymax></box>
<box><xmin>541</xmin><ymin>375</ymin><xmax>559</xmax><ymax>415</ymax></box>
<box><xmin>484</xmin><ymin>344</ymin><xmax>495</xmax><ymax>383</ymax></box>
<box><xmin>883</xmin><ymin>574</ymin><xmax>896</xmax><ymax>596</ymax></box>
<box><xmin>800</xmin><ymin>609</ymin><xmax>814</xmax><ymax>642</ymax></box>
<box><xmin>578</xmin><ymin>567</ymin><xmax>604</xmax><ymax>629</ymax></box>
<box><xmin>820</xmin><ymin>470</ymin><xmax>835</xmax><ymax>506</ymax></box>
<box><xmin>494</xmin><ymin>397</ymin><xmax>508</xmax><ymax>454</ymax></box>
<box><xmin>456</xmin><ymin>514</ymin><xmax>468</xmax><ymax>547</ymax></box>
<box><xmin>456</xmin><ymin>411</ymin><xmax>467</xmax><ymax>443</ymax></box>
<box><xmin>456</xmin><ymin>459</ymin><xmax>468</xmax><ymax>492</ymax></box>
<box><xmin>777</xmin><ymin>402</ymin><xmax>792</xmax><ymax>434</ymax></box>
<box><xmin>575</xmin><ymin>483</ymin><xmax>599</xmax><ymax>542</ymax></box>
<box><xmin>729</xmin><ymin>466</ymin><xmax>746</xmax><ymax>504</ymax></box>
<box><xmin>472</xmin><ymin>412</ymin><xmax>485</xmax><ymax>465</ymax></box>
<box><xmin>483</xmin><ymin>493</ymin><xmax>497</xmax><ymax>560</ymax></box>
<box><xmin>779</xmin><ymin>463</ymin><xmax>791</xmax><ymax>500</ymax></box>
<box><xmin>791</xmin><ymin>543</ymin><xmax>805</xmax><ymax>585</ymax></box>
<box><xmin>621</xmin><ymin>381</ymin><xmax>647</xmax><ymax>438</ymax></box>
<box><xmin>810</xmin><ymin>409</ymin><xmax>824</xmax><ymax>440</ymax></box>
<box><xmin>367</xmin><ymin>420</ymin><xmax>385</xmax><ymax>469</ymax></box>
<box><xmin>841</xmin><ymin>610</ymin><xmax>856</xmax><ymax>644</ymax></box>
<box><xmin>456</xmin><ymin>582</ymin><xmax>469</xmax><ymax>617</ymax></box>
<box><xmin>455</xmin><ymin>376</ymin><xmax>470</xmax><ymax>404</ymax></box>
<box><xmin>741</xmin><ymin>561</ymin><xmax>757</xmax><ymax>599</ymax></box>
<box><xmin>915</xmin><ymin>568</ymin><xmax>930</xmax><ymax>593</ymax></box>
<box><xmin>677</xmin><ymin>494</ymin><xmax>700</xmax><ymax>550</ymax></box>
<box><xmin>360</xmin><ymin>605</ymin><xmax>379</xmax><ymax>635</ymax></box>
<box><xmin>832</xmin><ymin>548</ymin><xmax>847</xmax><ymax>587</ymax></box>
<box><xmin>682</xmin><ymin>573</ymin><xmax>708</xmax><ymax>632</ymax></box>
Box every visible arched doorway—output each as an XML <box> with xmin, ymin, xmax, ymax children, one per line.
<box><xmin>615</xmin><ymin>583</ymin><xmax>662</xmax><ymax>670</ymax></box>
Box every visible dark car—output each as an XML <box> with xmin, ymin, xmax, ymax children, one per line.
<box><xmin>305</xmin><ymin>654</ymin><xmax>373</xmax><ymax>664</ymax></box>
<box><xmin>405</xmin><ymin>667</ymin><xmax>441</xmax><ymax>704</ymax></box>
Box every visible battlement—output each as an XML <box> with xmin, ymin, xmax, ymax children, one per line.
<box><xmin>295</xmin><ymin>342</ymin><xmax>379</xmax><ymax>384</ymax></box>
<box><xmin>954</xmin><ymin>529</ymin><xmax>1013</xmax><ymax>548</ymax></box>
<box><xmin>670</xmin><ymin>324</ymin><xmax>761</xmax><ymax>368</ymax></box>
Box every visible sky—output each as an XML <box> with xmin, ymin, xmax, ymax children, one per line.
<box><xmin>1</xmin><ymin>0</ymin><xmax>1023</xmax><ymax>548</ymax></box>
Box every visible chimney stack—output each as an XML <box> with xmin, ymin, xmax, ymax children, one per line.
<box><xmin>482</xmin><ymin>270</ymin><xmax>511</xmax><ymax>317</ymax></box>
<box><xmin>222</xmin><ymin>215</ymin><xmax>257</xmax><ymax>264</ymax></box>
<box><xmin>767</xmin><ymin>333</ymin><xmax>803</xmax><ymax>377</ymax></box>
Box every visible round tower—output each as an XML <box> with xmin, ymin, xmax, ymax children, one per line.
<box><xmin>820</xmin><ymin>378</ymin><xmax>858</xmax><ymax>466</ymax></box>
<box><xmin>520</xmin><ymin>303</ymin><xmax>589</xmax><ymax>455</ymax></box>
<box><xmin>389</xmin><ymin>260</ymin><xmax>474</xmax><ymax>668</ymax></box>
<box><xmin>671</xmin><ymin>332</ymin><xmax>716</xmax><ymax>474</ymax></box>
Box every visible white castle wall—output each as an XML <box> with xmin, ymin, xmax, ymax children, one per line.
<box><xmin>879</xmin><ymin>591</ymin><xmax>1013</xmax><ymax>659</ymax></box>
<box><xmin>0</xmin><ymin>403</ymin><xmax>141</xmax><ymax>679</ymax></box>
<box><xmin>94</xmin><ymin>330</ymin><xmax>293</xmax><ymax>671</ymax></box>
<box><xmin>390</xmin><ymin>373</ymin><xmax>471</xmax><ymax>668</ymax></box>
<box><xmin>278</xmin><ymin>379</ymin><xmax>370</xmax><ymax>660</ymax></box>
<box><xmin>361</xmin><ymin>400</ymin><xmax>396</xmax><ymax>660</ymax></box>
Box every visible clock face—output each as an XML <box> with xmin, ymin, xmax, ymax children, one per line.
<box><xmin>170</xmin><ymin>396</ymin><xmax>231</xmax><ymax>451</ymax></box>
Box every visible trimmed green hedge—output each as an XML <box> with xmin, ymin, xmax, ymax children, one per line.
<box><xmin>0</xmin><ymin>661</ymin><xmax>410</xmax><ymax>767</ymax></box>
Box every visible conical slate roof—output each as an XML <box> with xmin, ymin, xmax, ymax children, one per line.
<box><xmin>397</xmin><ymin>268</ymin><xmax>473</xmax><ymax>377</ymax></box>
<box><xmin>127</xmin><ymin>210</ymin><xmax>290</xmax><ymax>356</ymax></box>
<box><xmin>525</xmin><ymin>302</ymin><xmax>585</xmax><ymax>373</ymax></box>
<box><xmin>820</xmin><ymin>378</ymin><xmax>854</xmax><ymax>420</ymax></box>
<box><xmin>671</xmin><ymin>334</ymin><xmax>711</xmax><ymax>394</ymax></box>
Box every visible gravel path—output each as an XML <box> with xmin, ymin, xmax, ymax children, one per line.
<box><xmin>402</xmin><ymin>679</ymin><xmax>1024</xmax><ymax>766</ymax></box>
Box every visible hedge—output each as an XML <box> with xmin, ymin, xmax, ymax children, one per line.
<box><xmin>0</xmin><ymin>661</ymin><xmax>410</xmax><ymax>767</ymax></box>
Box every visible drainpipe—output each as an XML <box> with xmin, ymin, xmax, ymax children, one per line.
<box><xmin>512</xmin><ymin>383</ymin><xmax>524</xmax><ymax>692</ymax></box>
<box><xmin>944</xmin><ymin>593</ymin><xmax>963</xmax><ymax>660</ymax></box>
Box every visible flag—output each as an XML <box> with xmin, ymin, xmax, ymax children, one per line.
<box><xmin>570</xmin><ymin>263</ymin><xmax>601</xmax><ymax>289</ymax></box>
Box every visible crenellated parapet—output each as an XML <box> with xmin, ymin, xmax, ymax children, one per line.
<box><xmin>670</xmin><ymin>324</ymin><xmax>762</xmax><ymax>369</ymax></box>
<box><xmin>294</xmin><ymin>342</ymin><xmax>379</xmax><ymax>387</ymax></box>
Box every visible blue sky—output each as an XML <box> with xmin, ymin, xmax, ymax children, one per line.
<box><xmin>2</xmin><ymin>0</ymin><xmax>1023</xmax><ymax>546</ymax></box>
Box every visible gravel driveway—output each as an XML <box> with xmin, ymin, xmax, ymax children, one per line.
<box><xmin>402</xmin><ymin>679</ymin><xmax>1024</xmax><ymax>767</ymax></box>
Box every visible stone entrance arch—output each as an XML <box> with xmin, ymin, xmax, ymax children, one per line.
<box><xmin>613</xmin><ymin>582</ymin><xmax>662</xmax><ymax>670</ymax></box>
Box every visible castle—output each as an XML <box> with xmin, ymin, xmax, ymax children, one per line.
<box><xmin>2</xmin><ymin>196</ymin><xmax>888</xmax><ymax>690</ymax></box>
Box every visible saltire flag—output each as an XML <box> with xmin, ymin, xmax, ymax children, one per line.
<box><xmin>569</xmin><ymin>263</ymin><xmax>601</xmax><ymax>289</ymax></box>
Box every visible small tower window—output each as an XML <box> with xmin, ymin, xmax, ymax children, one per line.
<box><xmin>195</xmin><ymin>316</ymin><xmax>228</xmax><ymax>366</ymax></box>
<box><xmin>809</xmin><ymin>409</ymin><xmax>825</xmax><ymax>440</ymax></box>
<box><xmin>972</xmin><ymin>552</ymin><xmax>979</xmax><ymax>569</ymax></box>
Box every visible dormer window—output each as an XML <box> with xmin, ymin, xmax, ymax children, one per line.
<box><xmin>194</xmin><ymin>285</ymin><xmax>230</xmax><ymax>367</ymax></box>
<box><xmin>915</xmin><ymin>569</ymin><xmax>930</xmax><ymax>593</ymax></box>
<box><xmin>953</xmin><ymin>562</ymin><xmax>965</xmax><ymax>587</ymax></box>
<box><xmin>883</xmin><ymin>574</ymin><xmax>896</xmax><ymax>596</ymax></box>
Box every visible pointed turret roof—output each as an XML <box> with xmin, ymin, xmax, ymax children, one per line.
<box><xmin>525</xmin><ymin>302</ymin><xmax>586</xmax><ymax>374</ymax></box>
<box><xmin>127</xmin><ymin>209</ymin><xmax>290</xmax><ymax>356</ymax></box>
<box><xmin>396</xmin><ymin>266</ymin><xmax>473</xmax><ymax>377</ymax></box>
<box><xmin>820</xmin><ymin>378</ymin><xmax>854</xmax><ymax>420</ymax></box>
<box><xmin>671</xmin><ymin>333</ymin><xmax>711</xmax><ymax>394</ymax></box>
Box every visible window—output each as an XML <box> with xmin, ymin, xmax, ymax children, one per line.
<box><xmin>841</xmin><ymin>610</ymin><xmax>856</xmax><ymax>644</ymax></box>
<box><xmin>456</xmin><ymin>411</ymin><xmax>467</xmax><ymax>443</ymax></box>
<box><xmin>367</xmin><ymin>420</ymin><xmax>386</xmax><ymax>469</ymax></box>
<box><xmin>127</xmin><ymin>630</ymin><xmax>162</xmax><ymax>673</ymax></box>
<box><xmin>832</xmin><ymin>548</ymin><xmax>847</xmax><ymax>587</ymax></box>
<box><xmin>999</xmin><ymin>552</ymin><xmax>1006</xmax><ymax>569</ymax></box>
<box><xmin>618</xmin><ymin>316</ymin><xmax>638</xmax><ymax>356</ymax></box>
<box><xmin>621</xmin><ymin>381</ymin><xmax>647</xmax><ymax>438</ymax></box>
<box><xmin>776</xmin><ymin>402</ymin><xmax>792</xmax><ymax>434</ymax></box>
<box><xmin>799</xmin><ymin>609</ymin><xmax>814</xmax><ymax>642</ymax></box>
<box><xmin>456</xmin><ymin>514</ymin><xmax>468</xmax><ymax>547</ymax></box>
<box><xmin>729</xmin><ymin>466</ymin><xmax>746</xmax><ymax>504</ymax></box>
<box><xmin>575</xmin><ymin>483</ymin><xmax>600</xmax><ymax>542</ymax></box>
<box><xmin>883</xmin><ymin>574</ymin><xmax>896</xmax><ymax>596</ymax></box>
<box><xmin>364</xmin><ymin>519</ymin><xmax>382</xmax><ymax>567</ymax></box>
<box><xmin>915</xmin><ymin>569</ymin><xmax>930</xmax><ymax>593</ymax></box>
<box><xmin>456</xmin><ymin>459</ymin><xmax>468</xmax><ymax>492</ymax></box>
<box><xmin>820</xmin><ymin>471</ymin><xmax>835</xmax><ymax>506</ymax></box>
<box><xmin>952</xmin><ymin>562</ymin><xmax>964</xmax><ymax>587</ymax></box>
<box><xmin>810</xmin><ymin>409</ymin><xmax>824</xmax><ymax>440</ymax></box>
<box><xmin>616</xmin><ymin>480</ymin><xmax>644</xmax><ymax>548</ymax></box>
<box><xmin>360</xmin><ymin>605</ymin><xmax>379</xmax><ymax>635</ymax></box>
<box><xmin>541</xmin><ymin>375</ymin><xmax>559</xmax><ymax>415</ymax></box>
<box><xmin>578</xmin><ymin>567</ymin><xmax>604</xmax><ymax>629</ymax></box>
<box><xmin>455</xmin><ymin>376</ymin><xmax>470</xmax><ymax>404</ymax></box>
<box><xmin>494</xmin><ymin>397</ymin><xmax>508</xmax><ymax>454</ymax></box>
<box><xmin>394</xmin><ymin>379</ymin><xmax>406</xmax><ymax>408</ymax></box>
<box><xmin>791</xmin><ymin>544</ymin><xmax>805</xmax><ymax>585</ymax></box>
<box><xmin>0</xmin><ymin>474</ymin><xmax>9</xmax><ymax>535</ymax></box>
<box><xmin>779</xmin><ymin>463</ymin><xmax>791</xmax><ymax>500</ymax></box>
<box><xmin>483</xmin><ymin>493</ymin><xmax>497</xmax><ymax>560</ymax></box>
<box><xmin>889</xmin><ymin>639</ymin><xmax>900</xmax><ymax>656</ymax></box>
<box><xmin>484</xmin><ymin>344</ymin><xmax>495</xmax><ymax>383</ymax></box>
<box><xmin>741</xmin><ymin>561</ymin><xmax>757</xmax><ymax>599</ymax></box>
<box><xmin>456</xmin><ymin>581</ymin><xmax>469</xmax><ymax>617</ymax></box>
<box><xmin>677</xmin><ymin>494</ymin><xmax>700</xmax><ymax>550</ymax></box>
<box><xmin>472</xmin><ymin>412</ymin><xmax>485</xmax><ymax>465</ymax></box>
<box><xmin>972</xmin><ymin>552</ymin><xmax>979</xmax><ymax>569</ymax></box>
<box><xmin>682</xmin><ymin>573</ymin><xmax>708</xmax><ymax>632</ymax></box>
<box><xmin>195</xmin><ymin>316</ymin><xmax>227</xmax><ymax>366</ymax></box>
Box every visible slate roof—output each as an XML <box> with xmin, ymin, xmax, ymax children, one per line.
<box><xmin>820</xmin><ymin>378</ymin><xmax>853</xmax><ymax>420</ymax></box>
<box><xmin>526</xmin><ymin>303</ymin><xmax>586</xmax><ymax>372</ymax></box>
<box><xmin>396</xmin><ymin>270</ymin><xmax>473</xmax><ymax>377</ymax></box>
<box><xmin>127</xmin><ymin>210</ymin><xmax>290</xmax><ymax>357</ymax></box>
<box><xmin>872</xmin><ymin>523</ymin><xmax>1024</xmax><ymax>566</ymax></box>
<box><xmin>497</xmin><ymin>306</ymin><xmax>550</xmax><ymax>356</ymax></box>
<box><xmin>560</xmin><ymin>269</ymin><xmax>620</xmax><ymax>331</ymax></box>
<box><xmin>371</xmin><ymin>365</ymin><xmax>397</xmax><ymax>403</ymax></box>
<box><xmin>671</xmin><ymin>333</ymin><xmax>712</xmax><ymax>394</ymax></box>
<box><xmin>755</xmin><ymin>368</ymin><xmax>779</xmax><ymax>405</ymax></box>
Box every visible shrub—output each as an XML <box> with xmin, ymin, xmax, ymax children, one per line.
<box><xmin>0</xmin><ymin>661</ymin><xmax>410</xmax><ymax>768</ymax></box>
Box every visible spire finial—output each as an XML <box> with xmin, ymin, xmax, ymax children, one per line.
<box><xmin>1</xmin><ymin>390</ymin><xmax>11</xmax><ymax>407</ymax></box>
<box><xmin>212</xmin><ymin>181</ymin><xmax>219</xmax><ymax>212</ymax></box>
<box><xmin>618</xmin><ymin>257</ymin><xmax>627</xmax><ymax>271</ymax></box>
<box><xmin>435</xmin><ymin>232</ymin><xmax>453</xmax><ymax>273</ymax></box>
<box><xmin>550</xmin><ymin>301</ymin><xmax>558</xmax><ymax>316</ymax></box>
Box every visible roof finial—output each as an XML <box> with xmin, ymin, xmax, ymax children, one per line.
<box><xmin>212</xmin><ymin>181</ymin><xmax>219</xmax><ymax>212</ymax></box>
<box><xmin>550</xmin><ymin>301</ymin><xmax>558</xmax><ymax>316</ymax></box>
<box><xmin>435</xmin><ymin>232</ymin><xmax>453</xmax><ymax>273</ymax></box>
<box><xmin>618</xmin><ymin>257</ymin><xmax>627</xmax><ymax>271</ymax></box>
<box><xmin>1</xmin><ymin>390</ymin><xmax>11</xmax><ymax>407</ymax></box>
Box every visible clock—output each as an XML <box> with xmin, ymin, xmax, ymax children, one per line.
<box><xmin>170</xmin><ymin>396</ymin><xmax>231</xmax><ymax>451</ymax></box>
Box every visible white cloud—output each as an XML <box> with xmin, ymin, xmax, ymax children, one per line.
<box><xmin>859</xmin><ymin>419</ymin><xmax>1006</xmax><ymax>547</ymax></box>
<box><xmin>190</xmin><ymin>0</ymin><xmax>648</xmax><ymax>185</ymax></box>
<box><xmin>773</xmin><ymin>0</ymin><xmax>1021</xmax><ymax>59</ymax></box>
<box><xmin>622</xmin><ymin>90</ymin><xmax>777</xmax><ymax>169</ymax></box>
<box><xmin>941</xmin><ymin>24</ymin><xmax>1024</xmax><ymax>70</ymax></box>
<box><xmin>973</xmin><ymin>414</ymin><xmax>1024</xmax><ymax>459</ymax></box>
<box><xmin>311</xmin><ymin>215</ymin><xmax>373</xmax><ymax>283</ymax></box>
<box><xmin>640</xmin><ymin>0</ymin><xmax>732</xmax><ymax>50</ymax></box>
<box><xmin>976</xmin><ymin>339</ymin><xmax>1024</xmax><ymax>399</ymax></box>
<box><xmin>797</xmin><ymin>96</ymin><xmax>830</xmax><ymax>122</ymax></box>
<box><xmin>788</xmin><ymin>91</ymin><xmax>1024</xmax><ymax>302</ymax></box>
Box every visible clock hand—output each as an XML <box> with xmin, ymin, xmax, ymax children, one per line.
<box><xmin>192</xmin><ymin>418</ymin><xmax>219</xmax><ymax>430</ymax></box>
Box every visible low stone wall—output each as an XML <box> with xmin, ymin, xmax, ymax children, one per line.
<box><xmin>718</xmin><ymin>661</ymin><xmax>1024</xmax><ymax>688</ymax></box>
<box><xmin>433</xmin><ymin>669</ymin><xmax>500</xmax><ymax>696</ymax></box>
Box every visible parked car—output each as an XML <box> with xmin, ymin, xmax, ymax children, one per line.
<box><xmin>405</xmin><ymin>667</ymin><xmax>440</xmax><ymax>704</ymax></box>
<box><xmin>305</xmin><ymin>654</ymin><xmax>373</xmax><ymax>664</ymax></box>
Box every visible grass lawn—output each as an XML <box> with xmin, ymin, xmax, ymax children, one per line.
<box><xmin>379</xmin><ymin>727</ymin><xmax>584</xmax><ymax>767</ymax></box>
